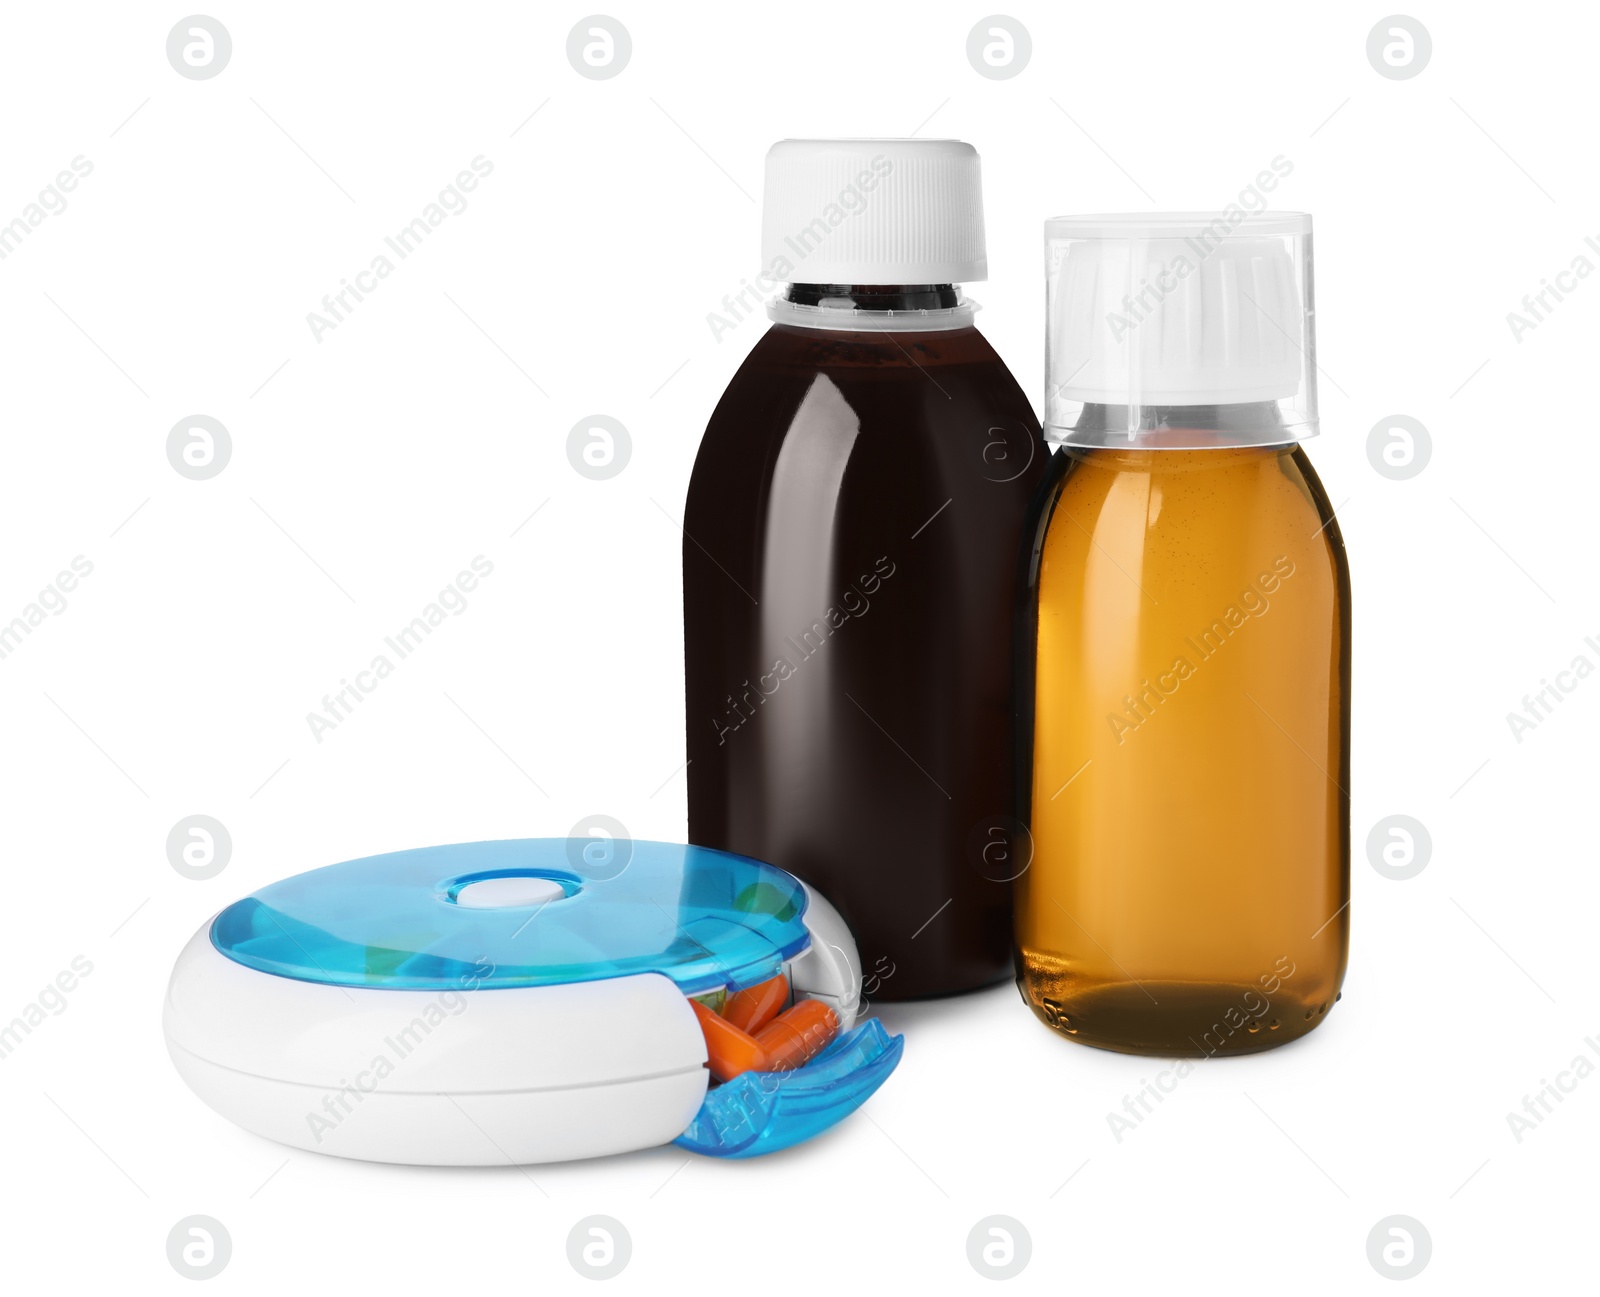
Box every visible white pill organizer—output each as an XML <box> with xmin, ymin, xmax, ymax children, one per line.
<box><xmin>164</xmin><ymin>838</ymin><xmax>903</xmax><ymax>1164</ymax></box>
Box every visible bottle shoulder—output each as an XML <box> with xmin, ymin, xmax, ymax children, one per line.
<box><xmin>741</xmin><ymin>322</ymin><xmax>1008</xmax><ymax>371</ymax></box>
<box><xmin>692</xmin><ymin>325</ymin><xmax>1042</xmax><ymax>499</ymax></box>
<box><xmin>1029</xmin><ymin>443</ymin><xmax>1348</xmax><ymax>592</ymax></box>
<box><xmin>702</xmin><ymin>325</ymin><xmax>1037</xmax><ymax>444</ymax></box>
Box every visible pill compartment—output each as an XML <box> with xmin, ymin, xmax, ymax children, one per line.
<box><xmin>676</xmin><ymin>963</ymin><xmax>903</xmax><ymax>1159</ymax></box>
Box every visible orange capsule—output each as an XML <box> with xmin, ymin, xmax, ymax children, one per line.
<box><xmin>689</xmin><ymin>998</ymin><xmax>767</xmax><ymax>1082</ymax></box>
<box><xmin>723</xmin><ymin>973</ymin><xmax>789</xmax><ymax>1035</ymax></box>
<box><xmin>753</xmin><ymin>998</ymin><xmax>839</xmax><ymax>1072</ymax></box>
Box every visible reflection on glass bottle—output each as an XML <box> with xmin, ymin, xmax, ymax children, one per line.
<box><xmin>1016</xmin><ymin>214</ymin><xmax>1351</xmax><ymax>1056</ymax></box>
<box><xmin>685</xmin><ymin>140</ymin><xmax>1048</xmax><ymax>999</ymax></box>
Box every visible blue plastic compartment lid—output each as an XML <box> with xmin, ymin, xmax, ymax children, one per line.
<box><xmin>675</xmin><ymin>1020</ymin><xmax>905</xmax><ymax>1159</ymax></box>
<box><xmin>211</xmin><ymin>838</ymin><xmax>812</xmax><ymax>995</ymax></box>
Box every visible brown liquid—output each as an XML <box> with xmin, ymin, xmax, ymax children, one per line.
<box><xmin>1016</xmin><ymin>442</ymin><xmax>1351</xmax><ymax>1054</ymax></box>
<box><xmin>684</xmin><ymin>310</ymin><xmax>1046</xmax><ymax>1000</ymax></box>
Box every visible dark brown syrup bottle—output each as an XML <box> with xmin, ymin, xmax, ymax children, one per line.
<box><xmin>683</xmin><ymin>283</ymin><xmax>1045</xmax><ymax>999</ymax></box>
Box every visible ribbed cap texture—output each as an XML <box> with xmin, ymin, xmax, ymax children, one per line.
<box><xmin>1049</xmin><ymin>233</ymin><xmax>1305</xmax><ymax>406</ymax></box>
<box><xmin>761</xmin><ymin>139</ymin><xmax>987</xmax><ymax>285</ymax></box>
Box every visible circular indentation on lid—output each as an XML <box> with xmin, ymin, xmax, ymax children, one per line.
<box><xmin>455</xmin><ymin>875</ymin><xmax>569</xmax><ymax>908</ymax></box>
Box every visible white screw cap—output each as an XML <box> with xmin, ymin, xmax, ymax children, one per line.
<box><xmin>761</xmin><ymin>139</ymin><xmax>988</xmax><ymax>285</ymax></box>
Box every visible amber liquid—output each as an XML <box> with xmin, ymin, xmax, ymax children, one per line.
<box><xmin>684</xmin><ymin>311</ymin><xmax>1046</xmax><ymax>1000</ymax></box>
<box><xmin>1016</xmin><ymin>442</ymin><xmax>1351</xmax><ymax>1054</ymax></box>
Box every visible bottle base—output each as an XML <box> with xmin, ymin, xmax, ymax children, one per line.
<box><xmin>1017</xmin><ymin>974</ymin><xmax>1341</xmax><ymax>1057</ymax></box>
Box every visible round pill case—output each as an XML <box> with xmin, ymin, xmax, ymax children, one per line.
<box><xmin>163</xmin><ymin>838</ymin><xmax>902</xmax><ymax>1165</ymax></box>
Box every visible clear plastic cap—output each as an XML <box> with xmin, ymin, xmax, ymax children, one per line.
<box><xmin>1045</xmin><ymin>213</ymin><xmax>1317</xmax><ymax>449</ymax></box>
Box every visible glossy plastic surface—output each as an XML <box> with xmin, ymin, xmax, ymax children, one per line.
<box><xmin>684</xmin><ymin>319</ymin><xmax>1046</xmax><ymax>999</ymax></box>
<box><xmin>675</xmin><ymin>1019</ymin><xmax>904</xmax><ymax>1158</ymax></box>
<box><xmin>1016</xmin><ymin>444</ymin><xmax>1350</xmax><ymax>1055</ymax></box>
<box><xmin>1045</xmin><ymin>212</ymin><xmax>1318</xmax><ymax>442</ymax></box>
<box><xmin>211</xmin><ymin>838</ymin><xmax>811</xmax><ymax>995</ymax></box>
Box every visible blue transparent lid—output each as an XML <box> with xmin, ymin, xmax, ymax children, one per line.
<box><xmin>211</xmin><ymin>838</ymin><xmax>812</xmax><ymax>994</ymax></box>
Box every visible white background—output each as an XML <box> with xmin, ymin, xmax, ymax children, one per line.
<box><xmin>1</xmin><ymin>1</ymin><xmax>1594</xmax><ymax>1291</ymax></box>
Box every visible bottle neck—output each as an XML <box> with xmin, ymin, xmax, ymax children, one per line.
<box><xmin>783</xmin><ymin>283</ymin><xmax>960</xmax><ymax>311</ymax></box>
<box><xmin>1052</xmin><ymin>401</ymin><xmax>1311</xmax><ymax>451</ymax></box>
